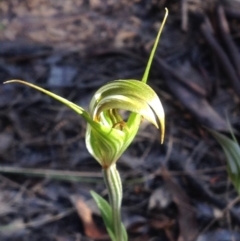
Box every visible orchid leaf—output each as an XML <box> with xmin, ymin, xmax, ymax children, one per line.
<box><xmin>209</xmin><ymin>129</ymin><xmax>240</xmax><ymax>194</ymax></box>
<box><xmin>90</xmin><ymin>191</ymin><xmax>116</xmax><ymax>240</ymax></box>
<box><xmin>121</xmin><ymin>223</ymin><xmax>128</xmax><ymax>241</ymax></box>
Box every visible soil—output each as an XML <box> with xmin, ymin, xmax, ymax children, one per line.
<box><xmin>1</xmin><ymin>0</ymin><xmax>240</xmax><ymax>241</ymax></box>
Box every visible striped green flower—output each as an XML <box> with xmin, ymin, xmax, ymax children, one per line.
<box><xmin>87</xmin><ymin>79</ymin><xmax>164</xmax><ymax>167</ymax></box>
<box><xmin>4</xmin><ymin>78</ymin><xmax>164</xmax><ymax>168</ymax></box>
<box><xmin>5</xmin><ymin>9</ymin><xmax>168</xmax><ymax>241</ymax></box>
<box><xmin>4</xmin><ymin>10</ymin><xmax>166</xmax><ymax>168</ymax></box>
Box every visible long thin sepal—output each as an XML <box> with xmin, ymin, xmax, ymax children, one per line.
<box><xmin>4</xmin><ymin>80</ymin><xmax>91</xmax><ymax>121</ymax></box>
<box><xmin>142</xmin><ymin>8</ymin><xmax>168</xmax><ymax>83</ymax></box>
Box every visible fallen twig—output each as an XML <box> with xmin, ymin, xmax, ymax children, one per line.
<box><xmin>200</xmin><ymin>17</ymin><xmax>240</xmax><ymax>96</ymax></box>
<box><xmin>217</xmin><ymin>5</ymin><xmax>240</xmax><ymax>79</ymax></box>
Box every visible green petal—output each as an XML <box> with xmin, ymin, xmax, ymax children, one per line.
<box><xmin>93</xmin><ymin>94</ymin><xmax>158</xmax><ymax>127</ymax></box>
<box><xmin>90</xmin><ymin>79</ymin><xmax>165</xmax><ymax>142</ymax></box>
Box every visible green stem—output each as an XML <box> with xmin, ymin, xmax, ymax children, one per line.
<box><xmin>103</xmin><ymin>164</ymin><xmax>124</xmax><ymax>241</ymax></box>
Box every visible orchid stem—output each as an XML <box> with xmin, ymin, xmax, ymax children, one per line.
<box><xmin>103</xmin><ymin>164</ymin><xmax>124</xmax><ymax>241</ymax></box>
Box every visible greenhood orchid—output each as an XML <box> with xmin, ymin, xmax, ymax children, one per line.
<box><xmin>4</xmin><ymin>8</ymin><xmax>168</xmax><ymax>241</ymax></box>
<box><xmin>4</xmin><ymin>12</ymin><xmax>166</xmax><ymax>169</ymax></box>
<box><xmin>4</xmin><ymin>78</ymin><xmax>164</xmax><ymax>168</ymax></box>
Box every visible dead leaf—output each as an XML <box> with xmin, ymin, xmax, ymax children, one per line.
<box><xmin>114</xmin><ymin>31</ymin><xmax>137</xmax><ymax>48</ymax></box>
<box><xmin>150</xmin><ymin>218</ymin><xmax>175</xmax><ymax>241</ymax></box>
<box><xmin>70</xmin><ymin>195</ymin><xmax>106</xmax><ymax>240</ymax></box>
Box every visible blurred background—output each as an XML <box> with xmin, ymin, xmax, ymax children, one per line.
<box><xmin>1</xmin><ymin>0</ymin><xmax>240</xmax><ymax>241</ymax></box>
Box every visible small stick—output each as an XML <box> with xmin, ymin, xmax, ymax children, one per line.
<box><xmin>224</xmin><ymin>6</ymin><xmax>240</xmax><ymax>19</ymax></box>
<box><xmin>217</xmin><ymin>5</ymin><xmax>240</xmax><ymax>79</ymax></box>
<box><xmin>181</xmin><ymin>0</ymin><xmax>188</xmax><ymax>31</ymax></box>
<box><xmin>200</xmin><ymin>17</ymin><xmax>240</xmax><ymax>96</ymax></box>
<box><xmin>155</xmin><ymin>56</ymin><xmax>207</xmax><ymax>97</ymax></box>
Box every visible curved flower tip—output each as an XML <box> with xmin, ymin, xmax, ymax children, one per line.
<box><xmin>90</xmin><ymin>79</ymin><xmax>165</xmax><ymax>143</ymax></box>
<box><xmin>86</xmin><ymin>78</ymin><xmax>165</xmax><ymax>167</ymax></box>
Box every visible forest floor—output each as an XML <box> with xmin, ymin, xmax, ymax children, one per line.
<box><xmin>1</xmin><ymin>0</ymin><xmax>240</xmax><ymax>241</ymax></box>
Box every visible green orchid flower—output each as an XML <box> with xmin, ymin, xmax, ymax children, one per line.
<box><xmin>4</xmin><ymin>9</ymin><xmax>168</xmax><ymax>241</ymax></box>
<box><xmin>5</xmin><ymin>78</ymin><xmax>164</xmax><ymax>168</ymax></box>
<box><xmin>4</xmin><ymin>15</ymin><xmax>166</xmax><ymax>169</ymax></box>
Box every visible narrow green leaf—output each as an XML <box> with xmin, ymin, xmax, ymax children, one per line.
<box><xmin>209</xmin><ymin>129</ymin><xmax>240</xmax><ymax>194</ymax></box>
<box><xmin>121</xmin><ymin>223</ymin><xmax>128</xmax><ymax>241</ymax></box>
<box><xmin>90</xmin><ymin>190</ymin><xmax>115</xmax><ymax>238</ymax></box>
<box><xmin>226</xmin><ymin>114</ymin><xmax>238</xmax><ymax>144</ymax></box>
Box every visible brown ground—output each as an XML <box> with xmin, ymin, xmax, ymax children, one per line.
<box><xmin>1</xmin><ymin>0</ymin><xmax>240</xmax><ymax>241</ymax></box>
